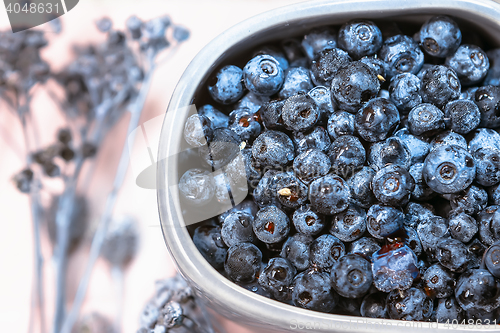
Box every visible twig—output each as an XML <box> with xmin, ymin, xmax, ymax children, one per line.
<box><xmin>111</xmin><ymin>266</ymin><xmax>124</xmax><ymax>333</ymax></box>
<box><xmin>51</xmin><ymin>81</ymin><xmax>129</xmax><ymax>333</ymax></box>
<box><xmin>60</xmin><ymin>61</ymin><xmax>155</xmax><ymax>333</ymax></box>
<box><xmin>19</xmin><ymin>104</ymin><xmax>46</xmax><ymax>333</ymax></box>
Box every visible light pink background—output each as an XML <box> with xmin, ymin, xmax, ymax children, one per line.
<box><xmin>0</xmin><ymin>0</ymin><xmax>304</xmax><ymax>332</ymax></box>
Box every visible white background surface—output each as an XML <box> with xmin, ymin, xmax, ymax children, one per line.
<box><xmin>0</xmin><ymin>0</ymin><xmax>304</xmax><ymax>332</ymax></box>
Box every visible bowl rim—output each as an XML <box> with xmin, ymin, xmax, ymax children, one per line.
<box><xmin>158</xmin><ymin>0</ymin><xmax>500</xmax><ymax>331</ymax></box>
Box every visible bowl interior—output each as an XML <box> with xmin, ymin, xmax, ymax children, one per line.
<box><xmin>158</xmin><ymin>0</ymin><xmax>500</xmax><ymax>331</ymax></box>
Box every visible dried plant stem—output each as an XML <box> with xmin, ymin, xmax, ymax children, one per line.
<box><xmin>52</xmin><ymin>68</ymin><xmax>138</xmax><ymax>333</ymax></box>
<box><xmin>20</xmin><ymin>105</ymin><xmax>46</xmax><ymax>333</ymax></box>
<box><xmin>111</xmin><ymin>266</ymin><xmax>124</xmax><ymax>333</ymax></box>
<box><xmin>60</xmin><ymin>63</ymin><xmax>155</xmax><ymax>333</ymax></box>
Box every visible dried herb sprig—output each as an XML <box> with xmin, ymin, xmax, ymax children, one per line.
<box><xmin>4</xmin><ymin>14</ymin><xmax>189</xmax><ymax>333</ymax></box>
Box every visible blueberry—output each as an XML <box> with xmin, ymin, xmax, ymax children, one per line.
<box><xmin>449</xmin><ymin>185</ymin><xmax>488</xmax><ymax>215</ymax></box>
<box><xmin>465</xmin><ymin>307</ymin><xmax>500</xmax><ymax>322</ymax></box>
<box><xmin>419</xmin><ymin>65</ymin><xmax>461</xmax><ymax>108</ymax></box>
<box><xmin>224</xmin><ymin>242</ymin><xmax>262</xmax><ymax>283</ymax></box>
<box><xmin>193</xmin><ymin>224</ymin><xmax>227</xmax><ymax>269</ymax></box>
<box><xmin>208</xmin><ymin>65</ymin><xmax>245</xmax><ymax>105</ymax></box>
<box><xmin>445</xmin><ymin>44</ymin><xmax>489</xmax><ymax>86</ymax></box>
<box><xmin>301</xmin><ymin>28</ymin><xmax>337</xmax><ymax>61</ymax></box>
<box><xmin>436</xmin><ymin>298</ymin><xmax>465</xmax><ymax>323</ymax></box>
<box><xmin>404</xmin><ymin>227</ymin><xmax>422</xmax><ymax>257</ymax></box>
<box><xmin>436</xmin><ymin>238</ymin><xmax>469</xmax><ymax>273</ymax></box>
<box><xmin>337</xmin><ymin>296</ymin><xmax>362</xmax><ymax>316</ymax></box>
<box><xmin>253</xmin><ymin>45</ymin><xmax>289</xmax><ymax>71</ymax></box>
<box><xmin>430</xmin><ymin>131</ymin><xmax>467</xmax><ymax>151</ymax></box>
<box><xmin>225</xmin><ymin>147</ymin><xmax>261</xmax><ymax>191</ymax></box>
<box><xmin>228</xmin><ymin>108</ymin><xmax>261</xmax><ymax>142</ymax></box>
<box><xmin>214</xmin><ymin>171</ymin><xmax>235</xmax><ymax>206</ymax></box>
<box><xmin>236</xmin><ymin>92</ymin><xmax>270</xmax><ymax>115</ymax></box>
<box><xmin>198</xmin><ymin>104</ymin><xmax>229</xmax><ymax>129</ymax></box>
<box><xmin>281</xmin><ymin>38</ymin><xmax>306</xmax><ymax>64</ymax></box>
<box><xmin>368</xmin><ymin>136</ymin><xmax>411</xmax><ymax>171</ymax></box>
<box><xmin>466</xmin><ymin>238</ymin><xmax>488</xmax><ymax>270</ymax></box>
<box><xmin>443</xmin><ymin>99</ymin><xmax>481</xmax><ymax>134</ymax></box>
<box><xmin>489</xmin><ymin>184</ymin><xmax>500</xmax><ymax>206</ymax></box>
<box><xmin>409</xmin><ymin>163</ymin><xmax>436</xmax><ymax>201</ymax></box>
<box><xmin>366</xmin><ymin>204</ymin><xmax>404</xmax><ymax>239</ymax></box>
<box><xmin>372</xmin><ymin>165</ymin><xmax>415</xmax><ymax>207</ymax></box>
<box><xmin>360</xmin><ymin>292</ymin><xmax>388</xmax><ymax>318</ymax></box>
<box><xmin>484</xmin><ymin>242</ymin><xmax>500</xmax><ymax>278</ymax></box>
<box><xmin>240</xmin><ymin>280</ymin><xmax>272</xmax><ymax>298</ymax></box>
<box><xmin>293</xmin><ymin>149</ymin><xmax>331</xmax><ymax>185</ymax></box>
<box><xmin>404</xmin><ymin>201</ymin><xmax>435</xmax><ymax>229</ymax></box>
<box><xmin>252</xmin><ymin>130</ymin><xmax>294</xmax><ymax>169</ymax></box>
<box><xmin>386</xmin><ymin>287</ymin><xmax>433</xmax><ymax>321</ymax></box>
<box><xmin>253</xmin><ymin>170</ymin><xmax>285</xmax><ymax>208</ymax></box>
<box><xmin>419</xmin><ymin>16</ymin><xmax>461</xmax><ymax>58</ymax></box>
<box><xmin>258</xmin><ymin>257</ymin><xmax>296</xmax><ymax>301</ymax></box>
<box><xmin>388</xmin><ymin>73</ymin><xmax>422</xmax><ymax>113</ymax></box>
<box><xmin>280</xmin><ymin>234</ymin><xmax>314</xmax><ymax>271</ymax></box>
<box><xmin>308</xmin><ymin>86</ymin><xmax>335</xmax><ymax>121</ymax></box>
<box><xmin>407</xmin><ymin>103</ymin><xmax>445</xmax><ymax>136</ymax></box>
<box><xmin>199</xmin><ymin>128</ymin><xmax>241</xmax><ymax>170</ymax></box>
<box><xmin>291</xmin><ymin>269</ymin><xmax>338</xmax><ymax>312</ymax></box>
<box><xmin>292</xmin><ymin>204</ymin><xmax>326</xmax><ymax>236</ymax></box>
<box><xmin>347</xmin><ymin>166</ymin><xmax>377</xmax><ymax>209</ymax></box>
<box><xmin>448</xmin><ymin>210</ymin><xmax>478</xmax><ymax>243</ymax></box>
<box><xmin>473</xmin><ymin>148</ymin><xmax>500</xmax><ymax>187</ymax></box>
<box><xmin>417</xmin><ymin>216</ymin><xmax>450</xmax><ymax>261</ymax></box>
<box><xmin>355</xmin><ymin>98</ymin><xmax>399</xmax><ymax>142</ymax></box>
<box><xmin>331</xmin><ymin>61</ymin><xmax>381</xmax><ymax>113</ymax></box>
<box><xmin>259</xmin><ymin>100</ymin><xmax>285</xmax><ymax>130</ymax></box>
<box><xmin>274</xmin><ymin>172</ymin><xmax>308</xmax><ymax>209</ymax></box>
<box><xmin>423</xmin><ymin>145</ymin><xmax>476</xmax><ymax>194</ymax></box>
<box><xmin>359</xmin><ymin>56</ymin><xmax>386</xmax><ymax>78</ymax></box>
<box><xmin>473</xmin><ymin>86</ymin><xmax>500</xmax><ymax>128</ymax></box>
<box><xmin>328</xmin><ymin>135</ymin><xmax>366</xmax><ymax>179</ymax></box>
<box><xmin>327</xmin><ymin>110</ymin><xmax>355</xmax><ymax>140</ymax></box>
<box><xmin>282</xmin><ymin>93</ymin><xmax>320</xmax><ymax>132</ymax></box>
<box><xmin>349</xmin><ymin>237</ymin><xmax>382</xmax><ymax>261</ymax></box>
<box><xmin>279</xmin><ymin>67</ymin><xmax>313</xmax><ymax>99</ymax></box>
<box><xmin>330</xmin><ymin>204</ymin><xmax>367</xmax><ymax>242</ymax></box>
<box><xmin>338</xmin><ymin>20</ymin><xmax>383</xmax><ymax>60</ymax></box>
<box><xmin>331</xmin><ymin>253</ymin><xmax>372</xmax><ymax>298</ymax></box>
<box><xmin>310</xmin><ymin>234</ymin><xmax>345</xmax><ymax>270</ymax></box>
<box><xmin>218</xmin><ymin>200</ymin><xmax>258</xmax><ymax>224</ymax></box>
<box><xmin>478</xmin><ymin>206</ymin><xmax>500</xmax><ymax>246</ymax></box>
<box><xmin>310</xmin><ymin>48</ymin><xmax>351</xmax><ymax>86</ymax></box>
<box><xmin>243</xmin><ymin>55</ymin><xmax>284</xmax><ymax>96</ymax></box>
<box><xmin>485</xmin><ymin>48</ymin><xmax>500</xmax><ymax>86</ymax></box>
<box><xmin>378</xmin><ymin>35</ymin><xmax>424</xmax><ymax>79</ymax></box>
<box><xmin>292</xmin><ymin>126</ymin><xmax>331</xmax><ymax>155</ymax></box>
<box><xmin>183</xmin><ymin>114</ymin><xmax>213</xmax><ymax>147</ymax></box>
<box><xmin>309</xmin><ymin>174</ymin><xmax>350</xmax><ymax>215</ymax></box>
<box><xmin>253</xmin><ymin>205</ymin><xmax>290</xmax><ymax>244</ymax></box>
<box><xmin>221</xmin><ymin>211</ymin><xmax>255</xmax><ymax>247</ymax></box>
<box><xmin>468</xmin><ymin>128</ymin><xmax>500</xmax><ymax>154</ymax></box>
<box><xmin>179</xmin><ymin>168</ymin><xmax>215</xmax><ymax>207</ymax></box>
<box><xmin>372</xmin><ymin>244</ymin><xmax>419</xmax><ymax>292</ymax></box>
<box><xmin>455</xmin><ymin>269</ymin><xmax>500</xmax><ymax>312</ymax></box>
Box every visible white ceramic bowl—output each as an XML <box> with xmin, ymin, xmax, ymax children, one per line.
<box><xmin>158</xmin><ymin>1</ymin><xmax>500</xmax><ymax>331</ymax></box>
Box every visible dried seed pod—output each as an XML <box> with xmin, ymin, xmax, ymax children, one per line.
<box><xmin>46</xmin><ymin>194</ymin><xmax>89</xmax><ymax>254</ymax></box>
<box><xmin>101</xmin><ymin>215</ymin><xmax>139</xmax><ymax>268</ymax></box>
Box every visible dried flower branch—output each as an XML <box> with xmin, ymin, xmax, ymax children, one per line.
<box><xmin>3</xmin><ymin>13</ymin><xmax>190</xmax><ymax>333</ymax></box>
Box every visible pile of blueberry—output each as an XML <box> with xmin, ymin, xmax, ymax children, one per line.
<box><xmin>181</xmin><ymin>16</ymin><xmax>500</xmax><ymax>322</ymax></box>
